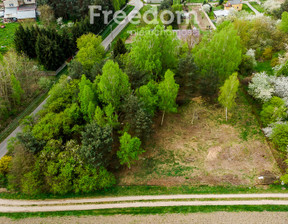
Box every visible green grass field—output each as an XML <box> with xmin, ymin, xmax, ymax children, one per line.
<box><xmin>1</xmin><ymin>205</ymin><xmax>288</xmax><ymax>219</ymax></box>
<box><xmin>0</xmin><ymin>185</ymin><xmax>288</xmax><ymax>200</ymax></box>
<box><xmin>242</xmin><ymin>4</ymin><xmax>255</xmax><ymax>14</ymax></box>
<box><xmin>0</xmin><ymin>22</ymin><xmax>19</xmax><ymax>54</ymax></box>
<box><xmin>100</xmin><ymin>5</ymin><xmax>135</xmax><ymax>40</ymax></box>
<box><xmin>250</xmin><ymin>2</ymin><xmax>265</xmax><ymax>13</ymax></box>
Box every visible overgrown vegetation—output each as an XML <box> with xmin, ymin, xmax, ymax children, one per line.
<box><xmin>2</xmin><ymin>0</ymin><xmax>288</xmax><ymax>199</ymax></box>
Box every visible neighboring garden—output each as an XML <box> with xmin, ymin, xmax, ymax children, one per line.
<box><xmin>2</xmin><ymin>0</ymin><xmax>288</xmax><ymax>198</ymax></box>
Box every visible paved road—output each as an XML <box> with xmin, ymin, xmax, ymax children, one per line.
<box><xmin>0</xmin><ymin>97</ymin><xmax>48</xmax><ymax>159</ymax></box>
<box><xmin>1</xmin><ymin>194</ymin><xmax>288</xmax><ymax>212</ymax></box>
<box><xmin>102</xmin><ymin>0</ymin><xmax>143</xmax><ymax>50</ymax></box>
<box><xmin>0</xmin><ymin>0</ymin><xmax>143</xmax><ymax>159</ymax></box>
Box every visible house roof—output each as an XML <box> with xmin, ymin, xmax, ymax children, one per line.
<box><xmin>227</xmin><ymin>0</ymin><xmax>242</xmax><ymax>5</ymax></box>
<box><xmin>214</xmin><ymin>10</ymin><xmax>230</xmax><ymax>17</ymax></box>
<box><xmin>4</xmin><ymin>3</ymin><xmax>36</xmax><ymax>19</ymax></box>
<box><xmin>17</xmin><ymin>9</ymin><xmax>36</xmax><ymax>19</ymax></box>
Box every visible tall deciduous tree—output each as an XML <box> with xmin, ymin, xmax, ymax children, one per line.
<box><xmin>98</xmin><ymin>60</ymin><xmax>131</xmax><ymax>109</ymax></box>
<box><xmin>218</xmin><ymin>73</ymin><xmax>239</xmax><ymax>121</ymax></box>
<box><xmin>78</xmin><ymin>75</ymin><xmax>97</xmax><ymax>121</ymax></box>
<box><xmin>129</xmin><ymin>25</ymin><xmax>180</xmax><ymax>79</ymax></box>
<box><xmin>38</xmin><ymin>5</ymin><xmax>55</xmax><ymax>27</ymax></box>
<box><xmin>193</xmin><ymin>24</ymin><xmax>242</xmax><ymax>96</ymax></box>
<box><xmin>117</xmin><ymin>132</ymin><xmax>144</xmax><ymax>168</ymax></box>
<box><xmin>157</xmin><ymin>70</ymin><xmax>179</xmax><ymax>125</ymax></box>
<box><xmin>76</xmin><ymin>33</ymin><xmax>105</xmax><ymax>71</ymax></box>
<box><xmin>10</xmin><ymin>75</ymin><xmax>24</xmax><ymax>105</ymax></box>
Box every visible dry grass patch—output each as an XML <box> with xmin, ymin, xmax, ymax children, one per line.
<box><xmin>117</xmin><ymin>95</ymin><xmax>280</xmax><ymax>187</ymax></box>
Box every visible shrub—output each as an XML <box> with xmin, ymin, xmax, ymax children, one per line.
<box><xmin>263</xmin><ymin>47</ymin><xmax>273</xmax><ymax>60</ymax></box>
<box><xmin>248</xmin><ymin>72</ymin><xmax>274</xmax><ymax>102</ymax></box>
<box><xmin>260</xmin><ymin>96</ymin><xmax>287</xmax><ymax>126</ymax></box>
<box><xmin>117</xmin><ymin>132</ymin><xmax>144</xmax><ymax>168</ymax></box>
<box><xmin>270</xmin><ymin>123</ymin><xmax>288</xmax><ymax>152</ymax></box>
<box><xmin>0</xmin><ymin>156</ymin><xmax>12</xmax><ymax>175</ymax></box>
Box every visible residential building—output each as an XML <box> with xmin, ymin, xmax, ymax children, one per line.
<box><xmin>224</xmin><ymin>0</ymin><xmax>243</xmax><ymax>11</ymax></box>
<box><xmin>3</xmin><ymin>0</ymin><xmax>36</xmax><ymax>21</ymax></box>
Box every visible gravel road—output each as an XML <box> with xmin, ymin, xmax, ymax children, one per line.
<box><xmin>1</xmin><ymin>212</ymin><xmax>288</xmax><ymax>224</ymax></box>
<box><xmin>1</xmin><ymin>194</ymin><xmax>288</xmax><ymax>213</ymax></box>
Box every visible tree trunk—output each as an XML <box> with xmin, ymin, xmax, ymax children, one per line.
<box><xmin>161</xmin><ymin>110</ymin><xmax>166</xmax><ymax>126</ymax></box>
<box><xmin>225</xmin><ymin>107</ymin><xmax>228</xmax><ymax>122</ymax></box>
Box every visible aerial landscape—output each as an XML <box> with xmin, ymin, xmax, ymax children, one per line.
<box><xmin>1</xmin><ymin>0</ymin><xmax>288</xmax><ymax>223</ymax></box>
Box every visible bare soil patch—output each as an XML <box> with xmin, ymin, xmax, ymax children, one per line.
<box><xmin>1</xmin><ymin>212</ymin><xmax>287</xmax><ymax>224</ymax></box>
<box><xmin>117</xmin><ymin>96</ymin><xmax>280</xmax><ymax>187</ymax></box>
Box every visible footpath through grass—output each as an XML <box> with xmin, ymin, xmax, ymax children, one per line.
<box><xmin>1</xmin><ymin>185</ymin><xmax>288</xmax><ymax>200</ymax></box>
<box><xmin>1</xmin><ymin>205</ymin><xmax>288</xmax><ymax>219</ymax></box>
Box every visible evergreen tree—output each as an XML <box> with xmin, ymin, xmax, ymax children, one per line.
<box><xmin>36</xmin><ymin>34</ymin><xmax>65</xmax><ymax>70</ymax></box>
<box><xmin>113</xmin><ymin>38</ymin><xmax>127</xmax><ymax>58</ymax></box>
<box><xmin>14</xmin><ymin>25</ymin><xmax>27</xmax><ymax>55</ymax></box>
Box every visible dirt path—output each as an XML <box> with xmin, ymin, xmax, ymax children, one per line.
<box><xmin>1</xmin><ymin>212</ymin><xmax>288</xmax><ymax>224</ymax></box>
<box><xmin>1</xmin><ymin>194</ymin><xmax>288</xmax><ymax>213</ymax></box>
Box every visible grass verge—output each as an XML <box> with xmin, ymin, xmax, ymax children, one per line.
<box><xmin>0</xmin><ymin>185</ymin><xmax>288</xmax><ymax>200</ymax></box>
<box><xmin>1</xmin><ymin>205</ymin><xmax>288</xmax><ymax>219</ymax></box>
<box><xmin>0</xmin><ymin>22</ymin><xmax>19</xmax><ymax>54</ymax></box>
<box><xmin>250</xmin><ymin>2</ymin><xmax>265</xmax><ymax>13</ymax></box>
<box><xmin>100</xmin><ymin>5</ymin><xmax>135</xmax><ymax>40</ymax></box>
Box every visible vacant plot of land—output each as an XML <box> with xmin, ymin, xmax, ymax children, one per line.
<box><xmin>1</xmin><ymin>212</ymin><xmax>288</xmax><ymax>224</ymax></box>
<box><xmin>117</xmin><ymin>94</ymin><xmax>280</xmax><ymax>187</ymax></box>
<box><xmin>188</xmin><ymin>6</ymin><xmax>211</xmax><ymax>31</ymax></box>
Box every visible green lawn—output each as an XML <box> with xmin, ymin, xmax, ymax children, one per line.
<box><xmin>242</xmin><ymin>4</ymin><xmax>255</xmax><ymax>14</ymax></box>
<box><xmin>100</xmin><ymin>5</ymin><xmax>135</xmax><ymax>40</ymax></box>
<box><xmin>1</xmin><ymin>205</ymin><xmax>288</xmax><ymax>219</ymax></box>
<box><xmin>250</xmin><ymin>2</ymin><xmax>265</xmax><ymax>13</ymax></box>
<box><xmin>186</xmin><ymin>0</ymin><xmax>205</xmax><ymax>2</ymax></box>
<box><xmin>0</xmin><ymin>22</ymin><xmax>19</xmax><ymax>54</ymax></box>
<box><xmin>0</xmin><ymin>185</ymin><xmax>288</xmax><ymax>200</ymax></box>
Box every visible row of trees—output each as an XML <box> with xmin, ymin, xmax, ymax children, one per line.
<box><xmin>0</xmin><ymin>51</ymin><xmax>47</xmax><ymax>130</ymax></box>
<box><xmin>37</xmin><ymin>0</ymin><xmax>127</xmax><ymax>20</ymax></box>
<box><xmin>1</xmin><ymin>28</ymin><xmax>181</xmax><ymax>194</ymax></box>
<box><xmin>15</xmin><ymin>0</ymin><xmax>128</xmax><ymax>70</ymax></box>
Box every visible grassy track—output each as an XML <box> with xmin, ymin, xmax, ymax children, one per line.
<box><xmin>1</xmin><ymin>185</ymin><xmax>288</xmax><ymax>200</ymax></box>
<box><xmin>1</xmin><ymin>205</ymin><xmax>288</xmax><ymax>219</ymax></box>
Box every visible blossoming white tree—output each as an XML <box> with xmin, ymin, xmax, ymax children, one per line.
<box><xmin>248</xmin><ymin>72</ymin><xmax>274</xmax><ymax>102</ymax></box>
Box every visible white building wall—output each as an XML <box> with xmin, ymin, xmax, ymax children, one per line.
<box><xmin>4</xmin><ymin>0</ymin><xmax>19</xmax><ymax>8</ymax></box>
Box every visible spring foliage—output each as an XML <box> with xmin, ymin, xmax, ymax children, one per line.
<box><xmin>218</xmin><ymin>73</ymin><xmax>239</xmax><ymax>121</ymax></box>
